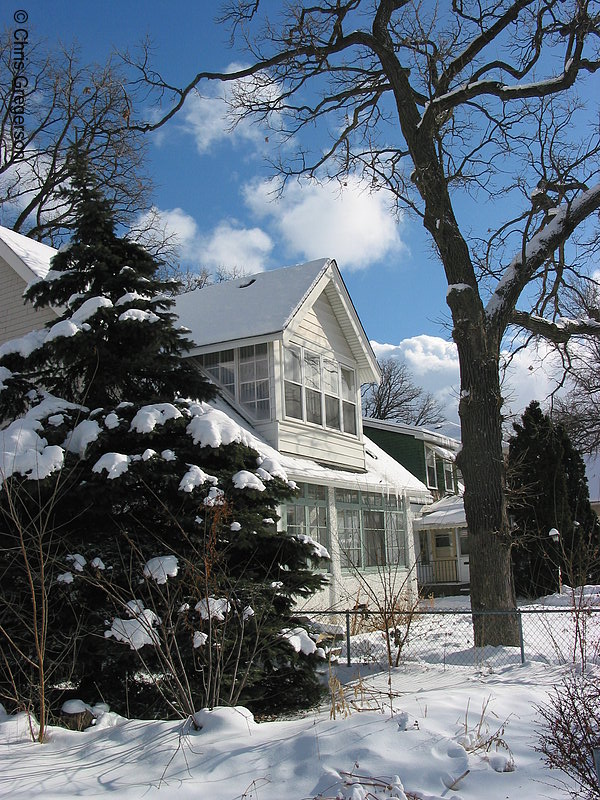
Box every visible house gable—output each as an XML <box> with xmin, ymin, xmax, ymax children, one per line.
<box><xmin>0</xmin><ymin>226</ymin><xmax>59</xmax><ymax>347</ymax></box>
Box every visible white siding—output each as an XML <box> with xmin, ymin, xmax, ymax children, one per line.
<box><xmin>0</xmin><ymin>257</ymin><xmax>57</xmax><ymax>346</ymax></box>
<box><xmin>295</xmin><ymin>292</ymin><xmax>353</xmax><ymax>360</ymax></box>
<box><xmin>278</xmin><ymin>418</ymin><xmax>366</xmax><ymax>471</ymax></box>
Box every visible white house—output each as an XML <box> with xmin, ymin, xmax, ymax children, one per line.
<box><xmin>0</xmin><ymin>226</ymin><xmax>432</xmax><ymax>610</ymax></box>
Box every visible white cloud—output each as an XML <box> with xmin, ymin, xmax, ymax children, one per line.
<box><xmin>370</xmin><ymin>334</ymin><xmax>568</xmax><ymax>426</ymax></box>
<box><xmin>201</xmin><ymin>221</ymin><xmax>273</xmax><ymax>272</ymax></box>
<box><xmin>133</xmin><ymin>206</ymin><xmax>273</xmax><ymax>274</ymax></box>
<box><xmin>182</xmin><ymin>63</ymin><xmax>279</xmax><ymax>155</ymax></box>
<box><xmin>244</xmin><ymin>176</ymin><xmax>405</xmax><ymax>271</ymax></box>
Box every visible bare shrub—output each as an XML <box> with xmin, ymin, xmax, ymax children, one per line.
<box><xmin>537</xmin><ymin>672</ymin><xmax>600</xmax><ymax>799</ymax></box>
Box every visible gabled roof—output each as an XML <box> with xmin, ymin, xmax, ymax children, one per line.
<box><xmin>175</xmin><ymin>258</ymin><xmax>379</xmax><ymax>383</ymax></box>
<box><xmin>0</xmin><ymin>224</ymin><xmax>56</xmax><ymax>283</ymax></box>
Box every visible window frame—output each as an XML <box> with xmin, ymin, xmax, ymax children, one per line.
<box><xmin>425</xmin><ymin>446</ymin><xmax>438</xmax><ymax>489</ymax></box>
<box><xmin>283</xmin><ymin>344</ymin><xmax>358</xmax><ymax>436</ymax></box>
<box><xmin>198</xmin><ymin>344</ymin><xmax>272</xmax><ymax>421</ymax></box>
<box><xmin>335</xmin><ymin>489</ymin><xmax>407</xmax><ymax>570</ymax></box>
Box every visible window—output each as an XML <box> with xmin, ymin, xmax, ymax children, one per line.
<box><xmin>283</xmin><ymin>345</ymin><xmax>357</xmax><ymax>435</ymax></box>
<box><xmin>335</xmin><ymin>489</ymin><xmax>406</xmax><ymax>569</ymax></box>
<box><xmin>435</xmin><ymin>533</ymin><xmax>451</xmax><ymax>550</ymax></box>
<box><xmin>198</xmin><ymin>345</ymin><xmax>271</xmax><ymax>421</ymax></box>
<box><xmin>425</xmin><ymin>447</ymin><xmax>438</xmax><ymax>488</ymax></box>
<box><xmin>459</xmin><ymin>531</ymin><xmax>470</xmax><ymax>557</ymax></box>
<box><xmin>443</xmin><ymin>461</ymin><xmax>455</xmax><ymax>494</ymax></box>
<box><xmin>284</xmin><ymin>483</ymin><xmax>329</xmax><ymax>567</ymax></box>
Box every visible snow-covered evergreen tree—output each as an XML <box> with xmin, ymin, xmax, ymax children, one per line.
<box><xmin>508</xmin><ymin>401</ymin><xmax>600</xmax><ymax>598</ymax></box>
<box><xmin>0</xmin><ymin>154</ymin><xmax>327</xmax><ymax>719</ymax></box>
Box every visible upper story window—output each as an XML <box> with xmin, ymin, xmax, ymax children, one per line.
<box><xmin>284</xmin><ymin>344</ymin><xmax>357</xmax><ymax>436</ymax></box>
<box><xmin>425</xmin><ymin>446</ymin><xmax>438</xmax><ymax>488</ymax></box>
<box><xmin>198</xmin><ymin>344</ymin><xmax>271</xmax><ymax>421</ymax></box>
<box><xmin>443</xmin><ymin>460</ymin><xmax>455</xmax><ymax>494</ymax></box>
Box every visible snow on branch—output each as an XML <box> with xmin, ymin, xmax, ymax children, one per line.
<box><xmin>486</xmin><ymin>182</ymin><xmax>600</xmax><ymax>324</ymax></box>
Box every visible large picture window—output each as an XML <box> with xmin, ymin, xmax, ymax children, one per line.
<box><xmin>335</xmin><ymin>490</ymin><xmax>406</xmax><ymax>569</ymax></box>
<box><xmin>198</xmin><ymin>344</ymin><xmax>271</xmax><ymax>420</ymax></box>
<box><xmin>284</xmin><ymin>345</ymin><xmax>357</xmax><ymax>435</ymax></box>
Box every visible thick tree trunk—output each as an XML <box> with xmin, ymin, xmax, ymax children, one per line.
<box><xmin>455</xmin><ymin>337</ymin><xmax>520</xmax><ymax>647</ymax></box>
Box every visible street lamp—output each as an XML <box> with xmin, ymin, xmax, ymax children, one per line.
<box><xmin>548</xmin><ymin>528</ymin><xmax>562</xmax><ymax>594</ymax></box>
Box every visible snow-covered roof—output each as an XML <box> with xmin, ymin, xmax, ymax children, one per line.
<box><xmin>175</xmin><ymin>258</ymin><xmax>379</xmax><ymax>384</ymax></box>
<box><xmin>209</xmin><ymin>394</ymin><xmax>430</xmax><ymax>503</ymax></box>
<box><xmin>175</xmin><ymin>259</ymin><xmax>330</xmax><ymax>349</ymax></box>
<box><xmin>362</xmin><ymin>417</ymin><xmax>461</xmax><ymax>452</ymax></box>
<box><xmin>0</xmin><ymin>224</ymin><xmax>56</xmax><ymax>283</ymax></box>
<box><xmin>412</xmin><ymin>493</ymin><xmax>466</xmax><ymax>530</ymax></box>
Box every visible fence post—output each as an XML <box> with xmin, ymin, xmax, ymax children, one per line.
<box><xmin>518</xmin><ymin>611</ymin><xmax>525</xmax><ymax>664</ymax></box>
<box><xmin>346</xmin><ymin>610</ymin><xmax>351</xmax><ymax>666</ymax></box>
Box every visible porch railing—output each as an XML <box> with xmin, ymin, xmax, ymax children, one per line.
<box><xmin>417</xmin><ymin>558</ymin><xmax>460</xmax><ymax>585</ymax></box>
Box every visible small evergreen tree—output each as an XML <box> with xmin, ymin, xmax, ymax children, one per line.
<box><xmin>0</xmin><ymin>153</ymin><xmax>327</xmax><ymax>720</ymax></box>
<box><xmin>508</xmin><ymin>401</ymin><xmax>600</xmax><ymax>598</ymax></box>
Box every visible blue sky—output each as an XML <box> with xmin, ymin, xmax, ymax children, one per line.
<box><xmin>6</xmin><ymin>0</ymin><xmax>570</xmax><ymax>423</ymax></box>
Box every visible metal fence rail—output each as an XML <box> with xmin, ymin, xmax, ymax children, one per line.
<box><xmin>302</xmin><ymin>607</ymin><xmax>600</xmax><ymax>670</ymax></box>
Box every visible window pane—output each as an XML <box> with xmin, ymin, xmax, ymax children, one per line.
<box><xmin>240</xmin><ymin>383</ymin><xmax>256</xmax><ymax>403</ymax></box>
<box><xmin>386</xmin><ymin>512</ymin><xmax>407</xmax><ymax>566</ymax></box>
<box><xmin>363</xmin><ymin>510</ymin><xmax>386</xmax><ymax>567</ymax></box>
<box><xmin>239</xmin><ymin>362</ymin><xmax>256</xmax><ymax>382</ymax></box>
<box><xmin>256</xmin><ymin>380</ymin><xmax>270</xmax><ymax>400</ymax></box>
<box><xmin>325</xmin><ymin>395</ymin><xmax>340</xmax><ymax>429</ymax></box>
<box><xmin>343</xmin><ymin>401</ymin><xmax>356</xmax><ymax>435</ymax></box>
<box><xmin>341</xmin><ymin>367</ymin><xmax>355</xmax><ymax>400</ymax></box>
<box><xmin>323</xmin><ymin>359</ymin><xmax>339</xmax><ymax>395</ymax></box>
<box><xmin>285</xmin><ymin>381</ymin><xmax>302</xmax><ymax>419</ymax></box>
<box><xmin>306</xmin><ymin>388</ymin><xmax>322</xmax><ymax>424</ymax></box>
<box><xmin>335</xmin><ymin>488</ymin><xmax>358</xmax><ymax>504</ymax></box>
<box><xmin>285</xmin><ymin>346</ymin><xmax>302</xmax><ymax>383</ymax></box>
<box><xmin>337</xmin><ymin>509</ymin><xmax>361</xmax><ymax>568</ymax></box>
<box><xmin>239</xmin><ymin>345</ymin><xmax>255</xmax><ymax>361</ymax></box>
<box><xmin>255</xmin><ymin>400</ymin><xmax>270</xmax><ymax>420</ymax></box>
<box><xmin>307</xmin><ymin>484</ymin><xmax>327</xmax><ymax>501</ymax></box>
<box><xmin>304</xmin><ymin>351</ymin><xmax>321</xmax><ymax>390</ymax></box>
<box><xmin>459</xmin><ymin>532</ymin><xmax>470</xmax><ymax>556</ymax></box>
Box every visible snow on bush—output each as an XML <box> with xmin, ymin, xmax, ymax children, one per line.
<box><xmin>195</xmin><ymin>597</ymin><xmax>231</xmax><ymax>621</ymax></box>
<box><xmin>186</xmin><ymin>403</ymin><xmax>255</xmax><ymax>449</ymax></box>
<box><xmin>291</xmin><ymin>533</ymin><xmax>330</xmax><ymax>560</ymax></box>
<box><xmin>69</xmin><ymin>296</ymin><xmax>113</xmax><ymax>324</ymax></box>
<box><xmin>66</xmin><ymin>419</ymin><xmax>101</xmax><ymax>456</ymax></box>
<box><xmin>193</xmin><ymin>631</ymin><xmax>208</xmax><ymax>648</ymax></box>
<box><xmin>204</xmin><ymin>487</ymin><xmax>225</xmax><ymax>506</ymax></box>
<box><xmin>105</xmin><ymin>601</ymin><xmax>161</xmax><ymax>650</ymax></box>
<box><xmin>66</xmin><ymin>553</ymin><xmax>86</xmax><ymax>572</ymax></box>
<box><xmin>92</xmin><ymin>452</ymin><xmax>130</xmax><ymax>479</ymax></box>
<box><xmin>57</xmin><ymin>572</ymin><xmax>74</xmax><ymax>584</ymax></box>
<box><xmin>104</xmin><ymin>412</ymin><xmax>120</xmax><ymax>429</ymax></box>
<box><xmin>280</xmin><ymin>627</ymin><xmax>318</xmax><ymax>656</ymax></box>
<box><xmin>130</xmin><ymin>403</ymin><xmax>182</xmax><ymax>434</ymax></box>
<box><xmin>117</xmin><ymin>309</ymin><xmax>160</xmax><ymax>324</ymax></box>
<box><xmin>143</xmin><ymin>555</ymin><xmax>179</xmax><ymax>585</ymax></box>
<box><xmin>232</xmin><ymin>470</ymin><xmax>266</xmax><ymax>491</ymax></box>
<box><xmin>179</xmin><ymin>464</ymin><xmax>218</xmax><ymax>493</ymax></box>
<box><xmin>90</xmin><ymin>557</ymin><xmax>105</xmax><ymax>570</ymax></box>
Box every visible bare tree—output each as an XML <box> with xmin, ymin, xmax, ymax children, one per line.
<box><xmin>129</xmin><ymin>1</ymin><xmax>600</xmax><ymax>645</ymax></box>
<box><xmin>0</xmin><ymin>32</ymin><xmax>153</xmax><ymax>246</ymax></box>
<box><xmin>362</xmin><ymin>358</ymin><xmax>445</xmax><ymax>426</ymax></box>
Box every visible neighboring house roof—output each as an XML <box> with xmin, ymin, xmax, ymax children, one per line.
<box><xmin>362</xmin><ymin>417</ymin><xmax>461</xmax><ymax>452</ymax></box>
<box><xmin>175</xmin><ymin>258</ymin><xmax>380</xmax><ymax>384</ymax></box>
<box><xmin>413</xmin><ymin>493</ymin><xmax>466</xmax><ymax>531</ymax></box>
<box><xmin>0</xmin><ymin>224</ymin><xmax>56</xmax><ymax>283</ymax></box>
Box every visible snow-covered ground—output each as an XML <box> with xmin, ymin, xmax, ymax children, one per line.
<box><xmin>1</xmin><ymin>589</ymin><xmax>598</xmax><ymax>800</ymax></box>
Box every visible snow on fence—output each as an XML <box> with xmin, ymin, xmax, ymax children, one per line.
<box><xmin>303</xmin><ymin>607</ymin><xmax>600</xmax><ymax>671</ymax></box>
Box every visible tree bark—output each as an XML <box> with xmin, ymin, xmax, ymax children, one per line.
<box><xmin>455</xmin><ymin>329</ymin><xmax>520</xmax><ymax>646</ymax></box>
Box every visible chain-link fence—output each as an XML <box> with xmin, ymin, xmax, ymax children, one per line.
<box><xmin>302</xmin><ymin>607</ymin><xmax>600</xmax><ymax>670</ymax></box>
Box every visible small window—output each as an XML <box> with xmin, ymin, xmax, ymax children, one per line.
<box><xmin>435</xmin><ymin>533</ymin><xmax>451</xmax><ymax>549</ymax></box>
<box><xmin>444</xmin><ymin>461</ymin><xmax>454</xmax><ymax>493</ymax></box>
<box><xmin>425</xmin><ymin>447</ymin><xmax>438</xmax><ymax>488</ymax></box>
